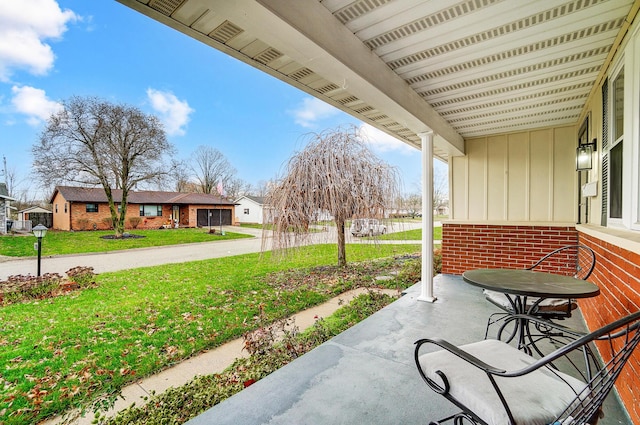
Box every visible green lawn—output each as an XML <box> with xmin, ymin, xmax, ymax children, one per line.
<box><xmin>239</xmin><ymin>223</ymin><xmax>268</xmax><ymax>230</ymax></box>
<box><xmin>240</xmin><ymin>223</ymin><xmax>324</xmax><ymax>232</ymax></box>
<box><xmin>0</xmin><ymin>243</ymin><xmax>420</xmax><ymax>424</ymax></box>
<box><xmin>0</xmin><ymin>228</ymin><xmax>252</xmax><ymax>257</ymax></box>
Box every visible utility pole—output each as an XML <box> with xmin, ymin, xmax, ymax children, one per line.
<box><xmin>1</xmin><ymin>155</ymin><xmax>6</xmax><ymax>184</ymax></box>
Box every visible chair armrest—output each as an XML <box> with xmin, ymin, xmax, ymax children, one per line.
<box><xmin>415</xmin><ymin>338</ymin><xmax>506</xmax><ymax>374</ymax></box>
<box><xmin>506</xmin><ymin>313</ymin><xmax>587</xmax><ymax>339</ymax></box>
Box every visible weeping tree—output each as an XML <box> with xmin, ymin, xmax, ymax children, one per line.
<box><xmin>265</xmin><ymin>126</ymin><xmax>401</xmax><ymax>267</ymax></box>
<box><xmin>32</xmin><ymin>96</ymin><xmax>173</xmax><ymax>237</ymax></box>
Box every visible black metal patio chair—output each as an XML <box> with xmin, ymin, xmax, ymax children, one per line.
<box><xmin>484</xmin><ymin>244</ymin><xmax>596</xmax><ymax>340</ymax></box>
<box><xmin>414</xmin><ymin>310</ymin><xmax>640</xmax><ymax>425</ymax></box>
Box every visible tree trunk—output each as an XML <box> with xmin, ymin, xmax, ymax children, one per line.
<box><xmin>115</xmin><ymin>213</ymin><xmax>125</xmax><ymax>237</ymax></box>
<box><xmin>336</xmin><ymin>218</ymin><xmax>347</xmax><ymax>268</ymax></box>
<box><xmin>111</xmin><ymin>190</ymin><xmax>127</xmax><ymax>238</ymax></box>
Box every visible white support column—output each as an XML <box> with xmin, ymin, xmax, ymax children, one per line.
<box><xmin>418</xmin><ymin>131</ymin><xmax>436</xmax><ymax>302</ymax></box>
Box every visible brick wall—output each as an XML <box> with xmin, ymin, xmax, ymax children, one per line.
<box><xmin>51</xmin><ymin>193</ymin><xmax>70</xmax><ymax>230</ymax></box>
<box><xmin>578</xmin><ymin>232</ymin><xmax>640</xmax><ymax>424</ymax></box>
<box><xmin>70</xmin><ymin>203</ymin><xmax>169</xmax><ymax>230</ymax></box>
<box><xmin>53</xmin><ymin>199</ymin><xmax>235</xmax><ymax>231</ymax></box>
<box><xmin>441</xmin><ymin>223</ymin><xmax>578</xmax><ymax>274</ymax></box>
<box><xmin>441</xmin><ymin>223</ymin><xmax>639</xmax><ymax>422</ymax></box>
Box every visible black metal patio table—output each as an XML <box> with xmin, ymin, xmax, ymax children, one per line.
<box><xmin>462</xmin><ymin>268</ymin><xmax>600</xmax><ymax>351</ymax></box>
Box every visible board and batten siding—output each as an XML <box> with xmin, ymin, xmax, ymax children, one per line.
<box><xmin>450</xmin><ymin>125</ymin><xmax>577</xmax><ymax>223</ymax></box>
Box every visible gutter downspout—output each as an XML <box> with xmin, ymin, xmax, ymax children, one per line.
<box><xmin>418</xmin><ymin>131</ymin><xmax>436</xmax><ymax>302</ymax></box>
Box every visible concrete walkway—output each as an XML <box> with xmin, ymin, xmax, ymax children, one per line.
<box><xmin>41</xmin><ymin>287</ymin><xmax>399</xmax><ymax>425</ymax></box>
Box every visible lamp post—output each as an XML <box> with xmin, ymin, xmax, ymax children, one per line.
<box><xmin>33</xmin><ymin>224</ymin><xmax>48</xmax><ymax>277</ymax></box>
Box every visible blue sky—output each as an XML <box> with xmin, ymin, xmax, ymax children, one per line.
<box><xmin>0</xmin><ymin>0</ymin><xmax>437</xmax><ymax>199</ymax></box>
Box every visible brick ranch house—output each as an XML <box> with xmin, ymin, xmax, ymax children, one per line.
<box><xmin>50</xmin><ymin>186</ymin><xmax>236</xmax><ymax>231</ymax></box>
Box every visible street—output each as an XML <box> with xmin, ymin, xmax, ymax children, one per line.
<box><xmin>0</xmin><ymin>221</ymin><xmax>426</xmax><ymax>281</ymax></box>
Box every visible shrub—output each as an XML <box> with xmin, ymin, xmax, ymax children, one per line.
<box><xmin>128</xmin><ymin>217</ymin><xmax>142</xmax><ymax>229</ymax></box>
<box><xmin>76</xmin><ymin>218</ymin><xmax>91</xmax><ymax>230</ymax></box>
<box><xmin>0</xmin><ymin>273</ymin><xmax>64</xmax><ymax>305</ymax></box>
<box><xmin>433</xmin><ymin>247</ymin><xmax>442</xmax><ymax>275</ymax></box>
<box><xmin>396</xmin><ymin>248</ymin><xmax>442</xmax><ymax>283</ymax></box>
<box><xmin>397</xmin><ymin>258</ymin><xmax>421</xmax><ymax>283</ymax></box>
<box><xmin>65</xmin><ymin>266</ymin><xmax>96</xmax><ymax>288</ymax></box>
<box><xmin>102</xmin><ymin>217</ymin><xmax>115</xmax><ymax>230</ymax></box>
<box><xmin>0</xmin><ymin>267</ymin><xmax>97</xmax><ymax>306</ymax></box>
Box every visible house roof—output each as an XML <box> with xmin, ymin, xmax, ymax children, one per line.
<box><xmin>19</xmin><ymin>206</ymin><xmax>52</xmax><ymax>214</ymax></box>
<box><xmin>0</xmin><ymin>183</ymin><xmax>15</xmax><ymax>201</ymax></box>
<box><xmin>116</xmin><ymin>0</ymin><xmax>639</xmax><ymax>161</ymax></box>
<box><xmin>237</xmin><ymin>195</ymin><xmax>265</xmax><ymax>205</ymax></box>
<box><xmin>50</xmin><ymin>186</ymin><xmax>235</xmax><ymax>206</ymax></box>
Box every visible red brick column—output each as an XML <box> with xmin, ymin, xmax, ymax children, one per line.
<box><xmin>441</xmin><ymin>223</ymin><xmax>578</xmax><ymax>275</ymax></box>
<box><xmin>578</xmin><ymin>232</ymin><xmax>640</xmax><ymax>424</ymax></box>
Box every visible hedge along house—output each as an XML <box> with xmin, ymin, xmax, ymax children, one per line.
<box><xmin>116</xmin><ymin>0</ymin><xmax>640</xmax><ymax>420</ymax></box>
<box><xmin>50</xmin><ymin>186</ymin><xmax>236</xmax><ymax>231</ymax></box>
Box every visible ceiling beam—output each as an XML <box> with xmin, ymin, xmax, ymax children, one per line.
<box><xmin>255</xmin><ymin>0</ymin><xmax>465</xmax><ymax>155</ymax></box>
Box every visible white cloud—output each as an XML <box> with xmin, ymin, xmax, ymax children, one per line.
<box><xmin>359</xmin><ymin>123</ymin><xmax>414</xmax><ymax>154</ymax></box>
<box><xmin>146</xmin><ymin>88</ymin><xmax>194</xmax><ymax>136</ymax></box>
<box><xmin>0</xmin><ymin>0</ymin><xmax>78</xmax><ymax>81</ymax></box>
<box><xmin>11</xmin><ymin>85</ymin><xmax>62</xmax><ymax>125</ymax></box>
<box><xmin>290</xmin><ymin>97</ymin><xmax>340</xmax><ymax>128</ymax></box>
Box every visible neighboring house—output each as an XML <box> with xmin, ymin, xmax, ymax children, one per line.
<box><xmin>18</xmin><ymin>206</ymin><xmax>53</xmax><ymax>229</ymax></box>
<box><xmin>50</xmin><ymin>186</ymin><xmax>236</xmax><ymax>231</ymax></box>
<box><xmin>434</xmin><ymin>205</ymin><xmax>449</xmax><ymax>216</ymax></box>
<box><xmin>235</xmin><ymin>195</ymin><xmax>266</xmax><ymax>224</ymax></box>
<box><xmin>0</xmin><ymin>183</ymin><xmax>15</xmax><ymax>235</ymax></box>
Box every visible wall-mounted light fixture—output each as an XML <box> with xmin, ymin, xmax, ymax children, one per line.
<box><xmin>576</xmin><ymin>138</ymin><xmax>597</xmax><ymax>171</ymax></box>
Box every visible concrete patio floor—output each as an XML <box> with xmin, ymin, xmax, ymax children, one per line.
<box><xmin>187</xmin><ymin>274</ymin><xmax>631</xmax><ymax>425</ymax></box>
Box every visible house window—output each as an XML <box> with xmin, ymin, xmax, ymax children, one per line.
<box><xmin>86</xmin><ymin>203</ymin><xmax>99</xmax><ymax>213</ymax></box>
<box><xmin>139</xmin><ymin>204</ymin><xmax>162</xmax><ymax>217</ymax></box>
<box><xmin>55</xmin><ymin>204</ymin><xmax>58</xmax><ymax>213</ymax></box>
<box><xmin>64</xmin><ymin>203</ymin><xmax>67</xmax><ymax>213</ymax></box>
<box><xmin>244</xmin><ymin>208</ymin><xmax>250</xmax><ymax>215</ymax></box>
<box><xmin>603</xmin><ymin>22</ymin><xmax>640</xmax><ymax>230</ymax></box>
<box><xmin>609</xmin><ymin>68</ymin><xmax>624</xmax><ymax>220</ymax></box>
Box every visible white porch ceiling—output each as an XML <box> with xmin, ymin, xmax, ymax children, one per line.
<box><xmin>116</xmin><ymin>0</ymin><xmax>638</xmax><ymax>161</ymax></box>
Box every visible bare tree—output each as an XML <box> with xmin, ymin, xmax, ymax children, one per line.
<box><xmin>223</xmin><ymin>177</ymin><xmax>251</xmax><ymax>201</ymax></box>
<box><xmin>190</xmin><ymin>146</ymin><xmax>236</xmax><ymax>194</ymax></box>
<box><xmin>411</xmin><ymin>160</ymin><xmax>449</xmax><ymax>215</ymax></box>
<box><xmin>266</xmin><ymin>126</ymin><xmax>401</xmax><ymax>267</ymax></box>
<box><xmin>169</xmin><ymin>159</ymin><xmax>192</xmax><ymax>192</ymax></box>
<box><xmin>246</xmin><ymin>180</ymin><xmax>274</xmax><ymax>197</ymax></box>
<box><xmin>404</xmin><ymin>193</ymin><xmax>422</xmax><ymax>217</ymax></box>
<box><xmin>32</xmin><ymin>96</ymin><xmax>173</xmax><ymax>237</ymax></box>
<box><xmin>432</xmin><ymin>164</ymin><xmax>449</xmax><ymax>215</ymax></box>
<box><xmin>2</xmin><ymin>163</ymin><xmax>26</xmax><ymax>200</ymax></box>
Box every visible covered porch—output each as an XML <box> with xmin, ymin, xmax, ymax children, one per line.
<box><xmin>113</xmin><ymin>1</ymin><xmax>640</xmax><ymax>420</ymax></box>
<box><xmin>186</xmin><ymin>275</ymin><xmax>630</xmax><ymax>425</ymax></box>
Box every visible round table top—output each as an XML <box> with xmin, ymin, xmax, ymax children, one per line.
<box><xmin>462</xmin><ymin>268</ymin><xmax>600</xmax><ymax>298</ymax></box>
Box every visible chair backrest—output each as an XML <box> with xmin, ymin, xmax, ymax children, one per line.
<box><xmin>546</xmin><ymin>310</ymin><xmax>640</xmax><ymax>424</ymax></box>
<box><xmin>527</xmin><ymin>244</ymin><xmax>596</xmax><ymax>280</ymax></box>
